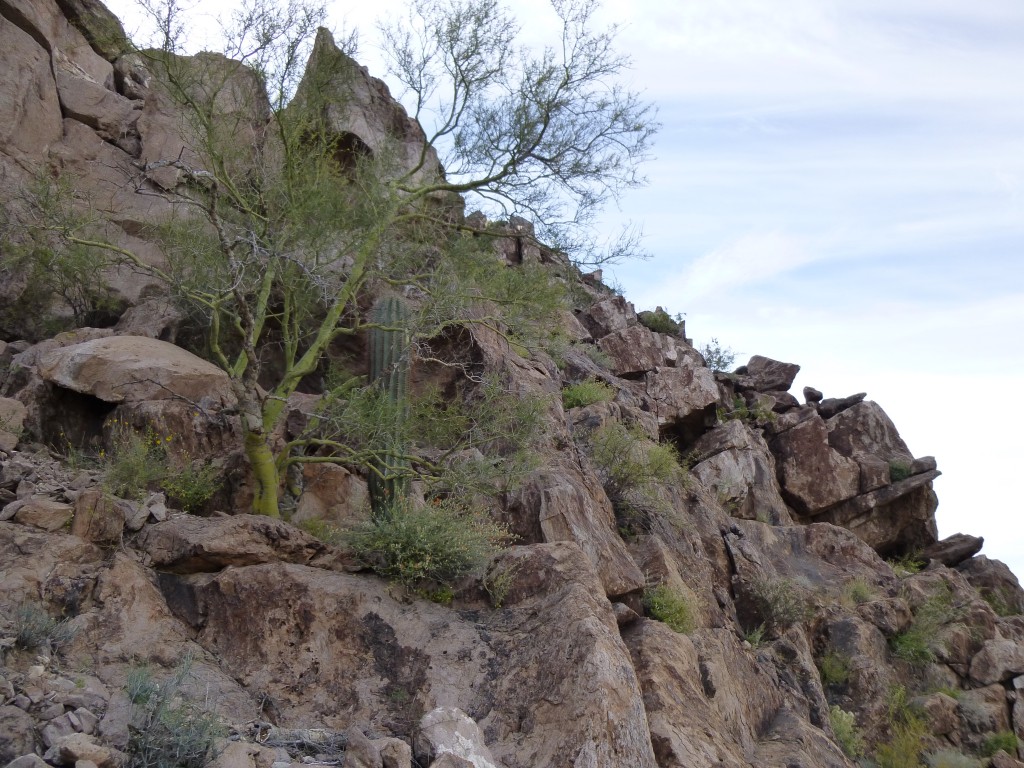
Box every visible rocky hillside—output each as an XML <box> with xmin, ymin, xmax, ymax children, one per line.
<box><xmin>3</xmin><ymin>2</ymin><xmax>1024</xmax><ymax>768</ymax></box>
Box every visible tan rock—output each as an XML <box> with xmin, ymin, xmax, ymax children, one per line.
<box><xmin>137</xmin><ymin>514</ymin><xmax>332</xmax><ymax>574</ymax></box>
<box><xmin>55</xmin><ymin>70</ymin><xmax>140</xmax><ymax>141</ymax></box>
<box><xmin>0</xmin><ymin>12</ymin><xmax>63</xmax><ymax>158</ymax></box>
<box><xmin>0</xmin><ymin>704</ymin><xmax>38</xmax><ymax>764</ymax></box>
<box><xmin>12</xmin><ymin>497</ymin><xmax>74</xmax><ymax>531</ymax></box>
<box><xmin>71</xmin><ymin>488</ymin><xmax>124</xmax><ymax>543</ymax></box>
<box><xmin>293</xmin><ymin>463</ymin><xmax>369</xmax><ymax>528</ymax></box>
<box><xmin>345</xmin><ymin>727</ymin><xmax>382</xmax><ymax>768</ymax></box>
<box><xmin>0</xmin><ymin>397</ymin><xmax>27</xmax><ymax>451</ymax></box>
<box><xmin>55</xmin><ymin>733</ymin><xmax>115</xmax><ymax>768</ymax></box>
<box><xmin>37</xmin><ymin>336</ymin><xmax>236</xmax><ymax>407</ymax></box>
<box><xmin>735</xmin><ymin>355</ymin><xmax>800</xmax><ymax>392</ymax></box>
<box><xmin>642</xmin><ymin>363</ymin><xmax>720</xmax><ymax>433</ymax></box>
<box><xmin>598</xmin><ymin>325</ymin><xmax>701</xmax><ymax>377</ymax></box>
<box><xmin>415</xmin><ymin>708</ymin><xmax>497</xmax><ymax>768</ymax></box>
<box><xmin>372</xmin><ymin>738</ymin><xmax>412</xmax><ymax>768</ymax></box>
<box><xmin>825</xmin><ymin>400</ymin><xmax>914</xmax><ymax>465</ymax></box>
<box><xmin>970</xmin><ymin>639</ymin><xmax>1024</xmax><ymax>686</ymax></box>
<box><xmin>577</xmin><ymin>295</ymin><xmax>637</xmax><ymax>339</ymax></box>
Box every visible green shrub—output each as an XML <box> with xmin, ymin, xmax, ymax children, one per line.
<box><xmin>744</xmin><ymin>623</ymin><xmax>767</xmax><ymax>648</ymax></box>
<box><xmin>887</xmin><ymin>553</ymin><xmax>925</xmax><ymax>577</ymax></box>
<box><xmin>749</xmin><ymin>576</ymin><xmax>809</xmax><ymax>633</ymax></box>
<box><xmin>643</xmin><ymin>584</ymin><xmax>696</xmax><ymax>634</ymax></box>
<box><xmin>717</xmin><ymin>395</ymin><xmax>776</xmax><ymax>425</ymax></box>
<box><xmin>344</xmin><ymin>499</ymin><xmax>511</xmax><ymax>588</ymax></box>
<box><xmin>844</xmin><ymin>577</ymin><xmax>876</xmax><ymax>606</ymax></box>
<box><xmin>925</xmin><ymin>750</ymin><xmax>982</xmax><ymax>768</ymax></box>
<box><xmin>889</xmin><ymin>461</ymin><xmax>913</xmax><ymax>482</ymax></box>
<box><xmin>12</xmin><ymin>602</ymin><xmax>77</xmax><ymax>654</ymax></box>
<box><xmin>875</xmin><ymin>718</ymin><xmax>929</xmax><ymax>768</ymax></box>
<box><xmin>159</xmin><ymin>456</ymin><xmax>220</xmax><ymax>513</ymax></box>
<box><xmin>819</xmin><ymin>650</ymin><xmax>852</xmax><ymax>687</ymax></box>
<box><xmin>583</xmin><ymin>422</ymin><xmax>683</xmax><ymax>525</ymax></box>
<box><xmin>125</xmin><ymin>657</ymin><xmax>224</xmax><ymax>768</ymax></box>
<box><xmin>980</xmin><ymin>586</ymin><xmax>1021</xmax><ymax>617</ymax></box>
<box><xmin>102</xmin><ymin>421</ymin><xmax>170</xmax><ymax>500</ymax></box>
<box><xmin>890</xmin><ymin>584</ymin><xmax>961</xmax><ymax>668</ymax></box>
<box><xmin>562</xmin><ymin>379</ymin><xmax>616</xmax><ymax>409</ymax></box>
<box><xmin>698</xmin><ymin>338</ymin><xmax>736</xmax><ymax>372</ymax></box>
<box><xmin>981</xmin><ymin>731</ymin><xmax>1019</xmax><ymax>757</ymax></box>
<box><xmin>637</xmin><ymin>307</ymin><xmax>683</xmax><ymax>335</ymax></box>
<box><xmin>829</xmin><ymin>705</ymin><xmax>865</xmax><ymax>759</ymax></box>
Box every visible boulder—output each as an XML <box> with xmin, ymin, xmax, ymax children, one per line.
<box><xmin>733</xmin><ymin>355</ymin><xmax>800</xmax><ymax>392</ymax></box>
<box><xmin>415</xmin><ymin>708</ymin><xmax>498</xmax><ymax>768</ymax></box>
<box><xmin>802</xmin><ymin>386</ymin><xmax>823</xmax><ymax>403</ymax></box>
<box><xmin>136</xmin><ymin>514</ymin><xmax>334</xmax><ymax>574</ymax></box>
<box><xmin>641</xmin><ymin>363</ymin><xmax>720</xmax><ymax>438</ymax></box>
<box><xmin>970</xmin><ymin>639</ymin><xmax>1024</xmax><ymax>686</ymax></box>
<box><xmin>577</xmin><ymin>295</ymin><xmax>636</xmax><ymax>339</ymax></box>
<box><xmin>922</xmin><ymin>533</ymin><xmax>984</xmax><ymax>567</ymax></box>
<box><xmin>0</xmin><ymin>398</ymin><xmax>27</xmax><ymax>451</ymax></box>
<box><xmin>957</xmin><ymin>556</ymin><xmax>1024</xmax><ymax>616</ymax></box>
<box><xmin>825</xmin><ymin>401</ymin><xmax>914</xmax><ymax>466</ymax></box>
<box><xmin>0</xmin><ymin>11</ymin><xmax>63</xmax><ymax>158</ymax></box>
<box><xmin>10</xmin><ymin>496</ymin><xmax>74</xmax><ymax>531</ymax></box>
<box><xmin>817</xmin><ymin>393</ymin><xmax>867</xmax><ymax>419</ymax></box>
<box><xmin>71</xmin><ymin>488</ymin><xmax>125</xmax><ymax>543</ymax></box>
<box><xmin>768</xmin><ymin>413</ymin><xmax>860</xmax><ymax>516</ymax></box>
<box><xmin>689</xmin><ymin>420</ymin><xmax>793</xmax><ymax>525</ymax></box>
<box><xmin>37</xmin><ymin>335</ymin><xmax>236</xmax><ymax>407</ymax></box>
<box><xmin>344</xmin><ymin>728</ymin><xmax>383</xmax><ymax>768</ymax></box>
<box><xmin>0</xmin><ymin>705</ymin><xmax>38</xmax><ymax>764</ymax></box>
<box><xmin>597</xmin><ymin>325</ymin><xmax>702</xmax><ymax>378</ymax></box>
<box><xmin>293</xmin><ymin>463</ymin><xmax>370</xmax><ymax>529</ymax></box>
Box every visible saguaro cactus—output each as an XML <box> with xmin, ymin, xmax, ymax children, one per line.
<box><xmin>368</xmin><ymin>296</ymin><xmax>411</xmax><ymax>519</ymax></box>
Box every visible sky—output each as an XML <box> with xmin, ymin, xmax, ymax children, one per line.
<box><xmin>104</xmin><ymin>0</ymin><xmax>1024</xmax><ymax>578</ymax></box>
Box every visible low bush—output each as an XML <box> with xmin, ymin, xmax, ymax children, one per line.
<box><xmin>749</xmin><ymin>576</ymin><xmax>809</xmax><ymax>633</ymax></box>
<box><xmin>889</xmin><ymin>460</ymin><xmax>913</xmax><ymax>482</ymax></box>
<box><xmin>125</xmin><ymin>656</ymin><xmax>224</xmax><ymax>768</ymax></box>
<box><xmin>159</xmin><ymin>455</ymin><xmax>220</xmax><ymax>513</ymax></box>
<box><xmin>887</xmin><ymin>553</ymin><xmax>925</xmax><ymax>577</ymax></box>
<box><xmin>981</xmin><ymin>731</ymin><xmax>1019</xmax><ymax>757</ymax></box>
<box><xmin>298</xmin><ymin>519</ymin><xmax>346</xmax><ymax>546</ymax></box>
<box><xmin>844</xmin><ymin>577</ymin><xmax>876</xmax><ymax>606</ymax></box>
<box><xmin>819</xmin><ymin>650</ymin><xmax>852</xmax><ymax>687</ymax></box>
<box><xmin>345</xmin><ymin>499</ymin><xmax>511</xmax><ymax>588</ymax></box>
<box><xmin>12</xmin><ymin>602</ymin><xmax>77</xmax><ymax>654</ymax></box>
<box><xmin>637</xmin><ymin>307</ymin><xmax>683</xmax><ymax>335</ymax></box>
<box><xmin>891</xmin><ymin>584</ymin><xmax>962</xmax><ymax>668</ymax></box>
<box><xmin>561</xmin><ymin>379</ymin><xmax>616</xmax><ymax>409</ymax></box>
<box><xmin>102</xmin><ymin>422</ymin><xmax>170</xmax><ymax>501</ymax></box>
<box><xmin>875</xmin><ymin>685</ymin><xmax>929</xmax><ymax>768</ymax></box>
<box><xmin>643</xmin><ymin>584</ymin><xmax>696</xmax><ymax>634</ymax></box>
<box><xmin>698</xmin><ymin>337</ymin><xmax>736</xmax><ymax>372</ymax></box>
<box><xmin>829</xmin><ymin>705</ymin><xmax>865</xmax><ymax>759</ymax></box>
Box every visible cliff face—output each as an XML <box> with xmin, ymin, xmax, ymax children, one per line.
<box><xmin>2</xmin><ymin>3</ymin><xmax>1024</xmax><ymax>768</ymax></box>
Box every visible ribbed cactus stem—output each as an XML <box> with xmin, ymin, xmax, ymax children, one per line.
<box><xmin>368</xmin><ymin>296</ymin><xmax>411</xmax><ymax>520</ymax></box>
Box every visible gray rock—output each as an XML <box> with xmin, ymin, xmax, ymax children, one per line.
<box><xmin>817</xmin><ymin>392</ymin><xmax>867</xmax><ymax>419</ymax></box>
<box><xmin>735</xmin><ymin>355</ymin><xmax>800</xmax><ymax>392</ymax></box>
<box><xmin>0</xmin><ymin>705</ymin><xmax>38</xmax><ymax>763</ymax></box>
<box><xmin>922</xmin><ymin>533</ymin><xmax>984</xmax><ymax>567</ymax></box>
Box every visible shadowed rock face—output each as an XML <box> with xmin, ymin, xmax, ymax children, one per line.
<box><xmin>3</xmin><ymin>3</ymin><xmax>1024</xmax><ymax>767</ymax></box>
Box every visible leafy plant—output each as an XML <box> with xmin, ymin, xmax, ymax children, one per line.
<box><xmin>12</xmin><ymin>602</ymin><xmax>77</xmax><ymax>654</ymax></box>
<box><xmin>819</xmin><ymin>650</ymin><xmax>852</xmax><ymax>687</ymax></box>
<box><xmin>582</xmin><ymin>422</ymin><xmax>683</xmax><ymax>526</ymax></box>
<box><xmin>888</xmin><ymin>553</ymin><xmax>925</xmax><ymax>577</ymax></box>
<box><xmin>981</xmin><ymin>731</ymin><xmax>1019</xmax><ymax>757</ymax></box>
<box><xmin>159</xmin><ymin>455</ymin><xmax>221</xmax><ymax>513</ymax></box>
<box><xmin>744</xmin><ymin>623</ymin><xmax>767</xmax><ymax>648</ymax></box>
<box><xmin>980</xmin><ymin>586</ymin><xmax>1021</xmax><ymax>617</ymax></box>
<box><xmin>717</xmin><ymin>395</ymin><xmax>776</xmax><ymax>425</ymax></box>
<box><xmin>844</xmin><ymin>577</ymin><xmax>876</xmax><ymax>606</ymax></box>
<box><xmin>562</xmin><ymin>379</ymin><xmax>616</xmax><ymax>410</ymax></box>
<box><xmin>889</xmin><ymin>460</ymin><xmax>913</xmax><ymax>482</ymax></box>
<box><xmin>125</xmin><ymin>656</ymin><xmax>224</xmax><ymax>768</ymax></box>
<box><xmin>829</xmin><ymin>705</ymin><xmax>865</xmax><ymax>759</ymax></box>
<box><xmin>637</xmin><ymin>307</ymin><xmax>683</xmax><ymax>336</ymax></box>
<box><xmin>642</xmin><ymin>584</ymin><xmax>696</xmax><ymax>634</ymax></box>
<box><xmin>875</xmin><ymin>685</ymin><xmax>928</xmax><ymax>768</ymax></box>
<box><xmin>749</xmin><ymin>576</ymin><xmax>809</xmax><ymax>633</ymax></box>
<box><xmin>699</xmin><ymin>338</ymin><xmax>736</xmax><ymax>372</ymax></box>
<box><xmin>298</xmin><ymin>518</ymin><xmax>345</xmax><ymax>546</ymax></box>
<box><xmin>890</xmin><ymin>584</ymin><xmax>962</xmax><ymax>668</ymax></box>
<box><xmin>102</xmin><ymin>421</ymin><xmax>171</xmax><ymax>501</ymax></box>
<box><xmin>344</xmin><ymin>498</ymin><xmax>511</xmax><ymax>589</ymax></box>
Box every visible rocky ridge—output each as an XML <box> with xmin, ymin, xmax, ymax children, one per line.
<box><xmin>2</xmin><ymin>1</ymin><xmax>1024</xmax><ymax>767</ymax></box>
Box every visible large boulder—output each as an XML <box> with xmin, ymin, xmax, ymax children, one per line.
<box><xmin>768</xmin><ymin>412</ymin><xmax>860</xmax><ymax>516</ymax></box>
<box><xmin>36</xmin><ymin>335</ymin><xmax>236</xmax><ymax>407</ymax></box>
<box><xmin>733</xmin><ymin>355</ymin><xmax>800</xmax><ymax>393</ymax></box>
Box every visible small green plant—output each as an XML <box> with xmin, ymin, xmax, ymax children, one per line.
<box><xmin>980</xmin><ymin>586</ymin><xmax>1021</xmax><ymax>617</ymax></box>
<box><xmin>125</xmin><ymin>656</ymin><xmax>224</xmax><ymax>768</ymax></box>
<box><xmin>749</xmin><ymin>576</ymin><xmax>809</xmax><ymax>633</ymax></box>
<box><xmin>12</xmin><ymin>602</ymin><xmax>77</xmax><ymax>654</ymax></box>
<box><xmin>345</xmin><ymin>498</ymin><xmax>512</xmax><ymax>589</ymax></box>
<box><xmin>890</xmin><ymin>584</ymin><xmax>962</xmax><ymax>668</ymax></box>
<box><xmin>298</xmin><ymin>519</ymin><xmax>346</xmax><ymax>546</ymax></box>
<box><xmin>637</xmin><ymin>307</ymin><xmax>683</xmax><ymax>335</ymax></box>
<box><xmin>159</xmin><ymin>455</ymin><xmax>220</xmax><ymax>513</ymax></box>
<box><xmin>925</xmin><ymin>750</ymin><xmax>982</xmax><ymax>768</ymax></box>
<box><xmin>698</xmin><ymin>338</ymin><xmax>736</xmax><ymax>372</ymax></box>
<box><xmin>561</xmin><ymin>379</ymin><xmax>616</xmax><ymax>409</ymax></box>
<box><xmin>483</xmin><ymin>558</ymin><xmax>522</xmax><ymax>609</ymax></box>
<box><xmin>744</xmin><ymin>623</ymin><xmax>767</xmax><ymax>648</ymax></box>
<box><xmin>875</xmin><ymin>685</ymin><xmax>928</xmax><ymax>768</ymax></box>
<box><xmin>819</xmin><ymin>650</ymin><xmax>852</xmax><ymax>687</ymax></box>
<box><xmin>829</xmin><ymin>705</ymin><xmax>865</xmax><ymax>759</ymax></box>
<box><xmin>889</xmin><ymin>460</ymin><xmax>913</xmax><ymax>482</ymax></box>
<box><xmin>981</xmin><ymin>731</ymin><xmax>1019</xmax><ymax>757</ymax></box>
<box><xmin>583</xmin><ymin>421</ymin><xmax>684</xmax><ymax>526</ymax></box>
<box><xmin>643</xmin><ymin>584</ymin><xmax>696</xmax><ymax>634</ymax></box>
<box><xmin>844</xmin><ymin>577</ymin><xmax>876</xmax><ymax>606</ymax></box>
<box><xmin>887</xmin><ymin>553</ymin><xmax>925</xmax><ymax>577</ymax></box>
<box><xmin>102</xmin><ymin>420</ymin><xmax>171</xmax><ymax>501</ymax></box>
<box><xmin>717</xmin><ymin>395</ymin><xmax>776</xmax><ymax>425</ymax></box>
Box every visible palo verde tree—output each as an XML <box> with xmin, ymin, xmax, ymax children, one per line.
<box><xmin>36</xmin><ymin>0</ymin><xmax>656</xmax><ymax>517</ymax></box>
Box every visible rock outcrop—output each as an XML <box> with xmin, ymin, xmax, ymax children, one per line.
<box><xmin>2</xmin><ymin>2</ymin><xmax>1023</xmax><ymax>768</ymax></box>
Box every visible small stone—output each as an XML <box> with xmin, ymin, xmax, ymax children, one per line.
<box><xmin>74</xmin><ymin>708</ymin><xmax>98</xmax><ymax>735</ymax></box>
<box><xmin>373</xmin><ymin>737</ymin><xmax>412</xmax><ymax>768</ymax></box>
<box><xmin>75</xmin><ymin>760</ymin><xmax>99</xmax><ymax>768</ymax></box>
<box><xmin>42</xmin><ymin>714</ymin><xmax>77</xmax><ymax>748</ymax></box>
<box><xmin>5</xmin><ymin>756</ymin><xmax>50</xmax><ymax>768</ymax></box>
<box><xmin>802</xmin><ymin>386</ymin><xmax>823</xmax><ymax>403</ymax></box>
<box><xmin>38</xmin><ymin>702</ymin><xmax>66</xmax><ymax>721</ymax></box>
<box><xmin>11</xmin><ymin>694</ymin><xmax>31</xmax><ymax>710</ymax></box>
<box><xmin>27</xmin><ymin>666</ymin><xmax>46</xmax><ymax>679</ymax></box>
